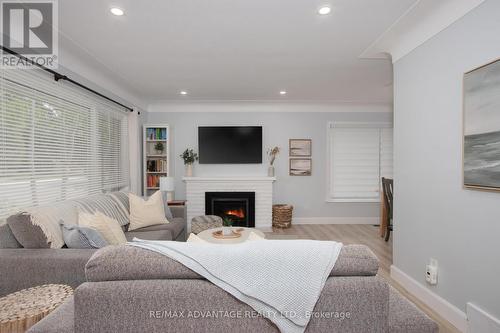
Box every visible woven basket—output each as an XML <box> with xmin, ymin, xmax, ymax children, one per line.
<box><xmin>272</xmin><ymin>204</ymin><xmax>293</xmax><ymax>228</ymax></box>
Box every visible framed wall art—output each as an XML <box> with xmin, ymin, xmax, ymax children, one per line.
<box><xmin>463</xmin><ymin>58</ymin><xmax>500</xmax><ymax>191</ymax></box>
<box><xmin>289</xmin><ymin>139</ymin><xmax>312</xmax><ymax>157</ymax></box>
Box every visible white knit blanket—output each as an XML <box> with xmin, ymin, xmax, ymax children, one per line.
<box><xmin>129</xmin><ymin>238</ymin><xmax>343</xmax><ymax>333</ymax></box>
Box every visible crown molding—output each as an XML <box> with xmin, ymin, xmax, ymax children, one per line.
<box><xmin>360</xmin><ymin>0</ymin><xmax>485</xmax><ymax>63</ymax></box>
<box><xmin>147</xmin><ymin>100</ymin><xmax>393</xmax><ymax>113</ymax></box>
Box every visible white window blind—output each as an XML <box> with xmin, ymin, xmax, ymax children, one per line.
<box><xmin>0</xmin><ymin>68</ymin><xmax>129</xmax><ymax>219</ymax></box>
<box><xmin>327</xmin><ymin>123</ymin><xmax>393</xmax><ymax>202</ymax></box>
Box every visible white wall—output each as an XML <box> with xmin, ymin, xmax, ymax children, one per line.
<box><xmin>58</xmin><ymin>43</ymin><xmax>147</xmax><ymax>110</ymax></box>
<box><xmin>147</xmin><ymin>102</ymin><xmax>392</xmax><ymax>222</ymax></box>
<box><xmin>393</xmin><ymin>0</ymin><xmax>500</xmax><ymax>326</ymax></box>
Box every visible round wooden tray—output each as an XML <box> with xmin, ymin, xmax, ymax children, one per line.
<box><xmin>212</xmin><ymin>228</ymin><xmax>244</xmax><ymax>239</ymax></box>
<box><xmin>0</xmin><ymin>284</ymin><xmax>73</xmax><ymax>333</ymax></box>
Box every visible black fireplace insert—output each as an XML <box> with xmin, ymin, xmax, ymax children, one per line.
<box><xmin>205</xmin><ymin>192</ymin><xmax>255</xmax><ymax>227</ymax></box>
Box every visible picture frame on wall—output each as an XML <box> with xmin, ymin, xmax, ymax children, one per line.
<box><xmin>463</xmin><ymin>58</ymin><xmax>500</xmax><ymax>191</ymax></box>
<box><xmin>289</xmin><ymin>139</ymin><xmax>312</xmax><ymax>157</ymax></box>
<box><xmin>289</xmin><ymin>158</ymin><xmax>312</xmax><ymax>176</ymax></box>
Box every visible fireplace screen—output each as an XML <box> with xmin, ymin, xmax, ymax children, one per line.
<box><xmin>205</xmin><ymin>192</ymin><xmax>255</xmax><ymax>227</ymax></box>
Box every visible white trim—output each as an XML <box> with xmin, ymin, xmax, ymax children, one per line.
<box><xmin>330</xmin><ymin>121</ymin><xmax>393</xmax><ymax>129</ymax></box>
<box><xmin>293</xmin><ymin>217</ymin><xmax>379</xmax><ymax>225</ymax></box>
<box><xmin>467</xmin><ymin>303</ymin><xmax>500</xmax><ymax>333</ymax></box>
<box><xmin>360</xmin><ymin>0</ymin><xmax>486</xmax><ymax>63</ymax></box>
<box><xmin>390</xmin><ymin>265</ymin><xmax>467</xmax><ymax>332</ymax></box>
<box><xmin>147</xmin><ymin>101</ymin><xmax>393</xmax><ymax>113</ymax></box>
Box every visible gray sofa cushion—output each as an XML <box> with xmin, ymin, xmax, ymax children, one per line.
<box><xmin>131</xmin><ymin>218</ymin><xmax>184</xmax><ymax>239</ymax></box>
<box><xmin>6</xmin><ymin>213</ymin><xmax>50</xmax><ymax>248</ymax></box>
<box><xmin>125</xmin><ymin>229</ymin><xmax>172</xmax><ymax>242</ymax></box>
<box><xmin>333</xmin><ymin>244</ymin><xmax>379</xmax><ymax>276</ymax></box>
<box><xmin>86</xmin><ymin>245</ymin><xmax>197</xmax><ymax>282</ymax></box>
<box><xmin>0</xmin><ymin>249</ymin><xmax>95</xmax><ymax>296</ymax></box>
<box><xmin>85</xmin><ymin>244</ymin><xmax>378</xmax><ymax>283</ymax></box>
<box><xmin>61</xmin><ymin>224</ymin><xmax>108</xmax><ymax>249</ymax></box>
<box><xmin>74</xmin><ymin>277</ymin><xmax>390</xmax><ymax>333</ymax></box>
<box><xmin>28</xmin><ymin>282</ymin><xmax>438</xmax><ymax>333</ymax></box>
<box><xmin>27</xmin><ymin>296</ymin><xmax>74</xmax><ymax>333</ymax></box>
<box><xmin>0</xmin><ymin>223</ymin><xmax>22</xmax><ymax>248</ymax></box>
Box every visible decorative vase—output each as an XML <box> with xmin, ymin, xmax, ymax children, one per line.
<box><xmin>222</xmin><ymin>226</ymin><xmax>232</xmax><ymax>236</ymax></box>
<box><xmin>185</xmin><ymin>163</ymin><xmax>193</xmax><ymax>177</ymax></box>
<box><xmin>268</xmin><ymin>165</ymin><xmax>275</xmax><ymax>177</ymax></box>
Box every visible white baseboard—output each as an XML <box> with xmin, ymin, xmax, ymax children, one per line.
<box><xmin>467</xmin><ymin>303</ymin><xmax>500</xmax><ymax>333</ymax></box>
<box><xmin>292</xmin><ymin>217</ymin><xmax>379</xmax><ymax>225</ymax></box>
<box><xmin>390</xmin><ymin>265</ymin><xmax>467</xmax><ymax>332</ymax></box>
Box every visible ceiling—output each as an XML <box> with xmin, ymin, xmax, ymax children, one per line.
<box><xmin>58</xmin><ymin>0</ymin><xmax>418</xmax><ymax>104</ymax></box>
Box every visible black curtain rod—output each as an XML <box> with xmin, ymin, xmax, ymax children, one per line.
<box><xmin>1</xmin><ymin>46</ymin><xmax>135</xmax><ymax>113</ymax></box>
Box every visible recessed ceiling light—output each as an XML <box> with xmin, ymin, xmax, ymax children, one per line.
<box><xmin>110</xmin><ymin>7</ymin><xmax>124</xmax><ymax>16</ymax></box>
<box><xmin>318</xmin><ymin>6</ymin><xmax>331</xmax><ymax>15</ymax></box>
<box><xmin>180</xmin><ymin>91</ymin><xmax>188</xmax><ymax>95</ymax></box>
<box><xmin>280</xmin><ymin>91</ymin><xmax>287</xmax><ymax>95</ymax></box>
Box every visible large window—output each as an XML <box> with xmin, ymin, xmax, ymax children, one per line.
<box><xmin>327</xmin><ymin>122</ymin><xmax>393</xmax><ymax>202</ymax></box>
<box><xmin>0</xmin><ymin>68</ymin><xmax>129</xmax><ymax>219</ymax></box>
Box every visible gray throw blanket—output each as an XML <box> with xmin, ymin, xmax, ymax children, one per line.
<box><xmin>128</xmin><ymin>238</ymin><xmax>342</xmax><ymax>333</ymax></box>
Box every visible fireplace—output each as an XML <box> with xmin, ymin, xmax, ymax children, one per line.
<box><xmin>205</xmin><ymin>192</ymin><xmax>255</xmax><ymax>227</ymax></box>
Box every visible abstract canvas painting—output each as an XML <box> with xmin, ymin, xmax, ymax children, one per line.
<box><xmin>463</xmin><ymin>58</ymin><xmax>500</xmax><ymax>190</ymax></box>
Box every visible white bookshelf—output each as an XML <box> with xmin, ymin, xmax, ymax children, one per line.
<box><xmin>143</xmin><ymin>124</ymin><xmax>170</xmax><ymax>196</ymax></box>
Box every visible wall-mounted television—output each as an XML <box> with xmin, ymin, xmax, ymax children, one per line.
<box><xmin>198</xmin><ymin>126</ymin><xmax>262</xmax><ymax>164</ymax></box>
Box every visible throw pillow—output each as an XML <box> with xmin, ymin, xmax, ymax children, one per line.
<box><xmin>78</xmin><ymin>211</ymin><xmax>127</xmax><ymax>245</ymax></box>
<box><xmin>60</xmin><ymin>222</ymin><xmax>108</xmax><ymax>249</ymax></box>
<box><xmin>187</xmin><ymin>233</ymin><xmax>207</xmax><ymax>243</ymax></box>
<box><xmin>128</xmin><ymin>191</ymin><xmax>169</xmax><ymax>231</ymax></box>
<box><xmin>0</xmin><ymin>223</ymin><xmax>23</xmax><ymax>248</ymax></box>
<box><xmin>6</xmin><ymin>213</ymin><xmax>51</xmax><ymax>248</ymax></box>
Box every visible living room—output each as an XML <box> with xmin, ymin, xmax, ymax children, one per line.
<box><xmin>1</xmin><ymin>1</ymin><xmax>499</xmax><ymax>333</ymax></box>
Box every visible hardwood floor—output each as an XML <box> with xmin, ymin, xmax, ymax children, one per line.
<box><xmin>269</xmin><ymin>224</ymin><xmax>460</xmax><ymax>333</ymax></box>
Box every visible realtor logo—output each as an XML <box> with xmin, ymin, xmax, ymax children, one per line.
<box><xmin>1</xmin><ymin>0</ymin><xmax>58</xmax><ymax>68</ymax></box>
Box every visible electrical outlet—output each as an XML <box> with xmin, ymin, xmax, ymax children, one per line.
<box><xmin>426</xmin><ymin>258</ymin><xmax>438</xmax><ymax>285</ymax></box>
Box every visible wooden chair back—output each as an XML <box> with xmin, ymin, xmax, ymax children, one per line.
<box><xmin>381</xmin><ymin>177</ymin><xmax>393</xmax><ymax>219</ymax></box>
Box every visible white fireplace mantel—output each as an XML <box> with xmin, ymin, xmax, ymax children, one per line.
<box><xmin>183</xmin><ymin>176</ymin><xmax>276</xmax><ymax>231</ymax></box>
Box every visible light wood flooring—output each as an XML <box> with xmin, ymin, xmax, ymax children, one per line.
<box><xmin>269</xmin><ymin>224</ymin><xmax>460</xmax><ymax>333</ymax></box>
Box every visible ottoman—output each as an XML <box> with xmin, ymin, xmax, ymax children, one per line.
<box><xmin>191</xmin><ymin>215</ymin><xmax>223</xmax><ymax>234</ymax></box>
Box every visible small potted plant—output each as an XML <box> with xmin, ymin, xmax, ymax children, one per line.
<box><xmin>266</xmin><ymin>146</ymin><xmax>280</xmax><ymax>177</ymax></box>
<box><xmin>180</xmin><ymin>148</ymin><xmax>199</xmax><ymax>177</ymax></box>
<box><xmin>154</xmin><ymin>142</ymin><xmax>164</xmax><ymax>155</ymax></box>
<box><xmin>222</xmin><ymin>216</ymin><xmax>233</xmax><ymax>236</ymax></box>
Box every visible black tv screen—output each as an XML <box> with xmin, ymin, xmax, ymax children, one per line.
<box><xmin>198</xmin><ymin>126</ymin><xmax>262</xmax><ymax>164</ymax></box>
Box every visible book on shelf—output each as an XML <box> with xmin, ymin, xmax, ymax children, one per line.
<box><xmin>147</xmin><ymin>159</ymin><xmax>167</xmax><ymax>172</ymax></box>
<box><xmin>146</xmin><ymin>174</ymin><xmax>164</xmax><ymax>188</ymax></box>
<box><xmin>146</xmin><ymin>128</ymin><xmax>167</xmax><ymax>140</ymax></box>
